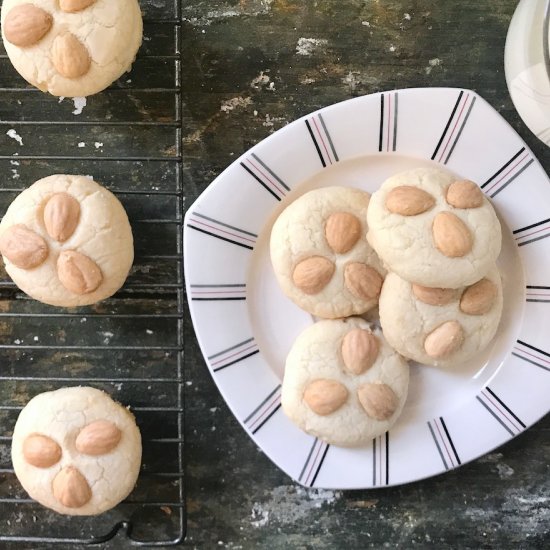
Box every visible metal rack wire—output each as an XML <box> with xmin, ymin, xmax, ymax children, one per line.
<box><xmin>0</xmin><ymin>0</ymin><xmax>186</xmax><ymax>545</ymax></box>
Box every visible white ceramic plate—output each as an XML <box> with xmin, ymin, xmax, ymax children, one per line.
<box><xmin>184</xmin><ymin>88</ymin><xmax>550</xmax><ymax>489</ymax></box>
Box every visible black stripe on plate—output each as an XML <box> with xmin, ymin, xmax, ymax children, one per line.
<box><xmin>186</xmin><ymin>225</ymin><xmax>254</xmax><ymax>250</ymax></box>
<box><xmin>212</xmin><ymin>350</ymin><xmax>260</xmax><ymax>372</ymax></box>
<box><xmin>305</xmin><ymin>119</ymin><xmax>326</xmax><ymax>168</ymax></box>
<box><xmin>379</xmin><ymin>94</ymin><xmax>384</xmax><ymax>152</ymax></box>
<box><xmin>251</xmin><ymin>403</ymin><xmax>282</xmax><ymax>434</ymax></box>
<box><xmin>318</xmin><ymin>113</ymin><xmax>339</xmax><ymax>162</ymax></box>
<box><xmin>517</xmin><ymin>340</ymin><xmax>550</xmax><ymax>358</ymax></box>
<box><xmin>513</xmin><ymin>217</ymin><xmax>550</xmax><ymax>235</ymax></box>
<box><xmin>443</xmin><ymin>96</ymin><xmax>476</xmax><ymax>164</ymax></box>
<box><xmin>485</xmin><ymin>387</ymin><xmax>526</xmax><ymax>428</ymax></box>
<box><xmin>240</xmin><ymin>162</ymin><xmax>281</xmax><ymax>201</ymax></box>
<box><xmin>481</xmin><ymin>147</ymin><xmax>526</xmax><ymax>189</ymax></box>
<box><xmin>372</xmin><ymin>437</ymin><xmax>377</xmax><ymax>485</ymax></box>
<box><xmin>192</xmin><ymin>297</ymin><xmax>246</xmax><ymax>301</ymax></box>
<box><xmin>476</xmin><ymin>396</ymin><xmax>514</xmax><ymax>436</ymax></box>
<box><xmin>190</xmin><ymin>284</ymin><xmax>246</xmax><ymax>288</ymax></box>
<box><xmin>310</xmin><ymin>444</ymin><xmax>330</xmax><ymax>486</ymax></box>
<box><xmin>385</xmin><ymin>432</ymin><xmax>389</xmax><ymax>485</ymax></box>
<box><xmin>440</xmin><ymin>417</ymin><xmax>461</xmax><ymax>465</ymax></box>
<box><xmin>428</xmin><ymin>421</ymin><xmax>448</xmax><ymax>470</ymax></box>
<box><xmin>432</xmin><ymin>90</ymin><xmax>464</xmax><ymax>160</ymax></box>
<box><xmin>392</xmin><ymin>93</ymin><xmax>398</xmax><ymax>152</ymax></box>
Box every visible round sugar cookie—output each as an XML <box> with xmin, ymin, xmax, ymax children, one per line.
<box><xmin>0</xmin><ymin>174</ymin><xmax>134</xmax><ymax>307</ymax></box>
<box><xmin>282</xmin><ymin>317</ymin><xmax>409</xmax><ymax>447</ymax></box>
<box><xmin>270</xmin><ymin>186</ymin><xmax>385</xmax><ymax>319</ymax></box>
<box><xmin>1</xmin><ymin>0</ymin><xmax>143</xmax><ymax>97</ymax></box>
<box><xmin>366</xmin><ymin>167</ymin><xmax>501</xmax><ymax>288</ymax></box>
<box><xmin>379</xmin><ymin>264</ymin><xmax>503</xmax><ymax>368</ymax></box>
<box><xmin>12</xmin><ymin>387</ymin><xmax>142</xmax><ymax>516</ymax></box>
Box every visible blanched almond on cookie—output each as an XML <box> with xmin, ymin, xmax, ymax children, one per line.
<box><xmin>23</xmin><ymin>434</ymin><xmax>62</xmax><ymax>468</ymax></box>
<box><xmin>4</xmin><ymin>4</ymin><xmax>53</xmax><ymax>48</ymax></box>
<box><xmin>52</xmin><ymin>466</ymin><xmax>92</xmax><ymax>508</ymax></box>
<box><xmin>460</xmin><ymin>278</ymin><xmax>497</xmax><ymax>315</ymax></box>
<box><xmin>292</xmin><ymin>256</ymin><xmax>335</xmax><ymax>295</ymax></box>
<box><xmin>57</xmin><ymin>251</ymin><xmax>102</xmax><ymax>294</ymax></box>
<box><xmin>357</xmin><ymin>382</ymin><xmax>398</xmax><ymax>420</ymax></box>
<box><xmin>324</xmin><ymin>212</ymin><xmax>362</xmax><ymax>253</ymax></box>
<box><xmin>424</xmin><ymin>320</ymin><xmax>464</xmax><ymax>359</ymax></box>
<box><xmin>412</xmin><ymin>284</ymin><xmax>457</xmax><ymax>306</ymax></box>
<box><xmin>304</xmin><ymin>379</ymin><xmax>348</xmax><ymax>415</ymax></box>
<box><xmin>51</xmin><ymin>33</ymin><xmax>91</xmax><ymax>79</ymax></box>
<box><xmin>59</xmin><ymin>0</ymin><xmax>97</xmax><ymax>13</ymax></box>
<box><xmin>446</xmin><ymin>180</ymin><xmax>484</xmax><ymax>209</ymax></box>
<box><xmin>76</xmin><ymin>420</ymin><xmax>122</xmax><ymax>455</ymax></box>
<box><xmin>341</xmin><ymin>329</ymin><xmax>379</xmax><ymax>375</ymax></box>
<box><xmin>344</xmin><ymin>263</ymin><xmax>383</xmax><ymax>301</ymax></box>
<box><xmin>43</xmin><ymin>193</ymin><xmax>80</xmax><ymax>242</ymax></box>
<box><xmin>432</xmin><ymin>212</ymin><xmax>473</xmax><ymax>257</ymax></box>
<box><xmin>385</xmin><ymin>186</ymin><xmax>435</xmax><ymax>216</ymax></box>
<box><xmin>0</xmin><ymin>225</ymin><xmax>48</xmax><ymax>269</ymax></box>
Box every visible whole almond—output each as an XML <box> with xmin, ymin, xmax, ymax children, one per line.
<box><xmin>357</xmin><ymin>383</ymin><xmax>398</xmax><ymax>421</ymax></box>
<box><xmin>303</xmin><ymin>379</ymin><xmax>348</xmax><ymax>416</ymax></box>
<box><xmin>432</xmin><ymin>212</ymin><xmax>473</xmax><ymax>257</ymax></box>
<box><xmin>52</xmin><ymin>466</ymin><xmax>92</xmax><ymax>508</ymax></box>
<box><xmin>325</xmin><ymin>212</ymin><xmax>362</xmax><ymax>254</ymax></box>
<box><xmin>23</xmin><ymin>434</ymin><xmax>62</xmax><ymax>468</ymax></box>
<box><xmin>344</xmin><ymin>263</ymin><xmax>383</xmax><ymax>301</ymax></box>
<box><xmin>59</xmin><ymin>0</ymin><xmax>97</xmax><ymax>13</ymax></box>
<box><xmin>4</xmin><ymin>4</ymin><xmax>53</xmax><ymax>47</ymax></box>
<box><xmin>43</xmin><ymin>193</ymin><xmax>80</xmax><ymax>242</ymax></box>
<box><xmin>75</xmin><ymin>420</ymin><xmax>122</xmax><ymax>455</ymax></box>
<box><xmin>51</xmin><ymin>33</ymin><xmax>91</xmax><ymax>79</ymax></box>
<box><xmin>292</xmin><ymin>256</ymin><xmax>335</xmax><ymax>295</ymax></box>
<box><xmin>0</xmin><ymin>224</ymin><xmax>48</xmax><ymax>269</ymax></box>
<box><xmin>385</xmin><ymin>186</ymin><xmax>435</xmax><ymax>216</ymax></box>
<box><xmin>57</xmin><ymin>250</ymin><xmax>102</xmax><ymax>294</ymax></box>
<box><xmin>341</xmin><ymin>329</ymin><xmax>379</xmax><ymax>375</ymax></box>
<box><xmin>446</xmin><ymin>180</ymin><xmax>484</xmax><ymax>209</ymax></box>
<box><xmin>424</xmin><ymin>320</ymin><xmax>464</xmax><ymax>359</ymax></box>
<box><xmin>412</xmin><ymin>284</ymin><xmax>457</xmax><ymax>306</ymax></box>
<box><xmin>460</xmin><ymin>278</ymin><xmax>497</xmax><ymax>315</ymax></box>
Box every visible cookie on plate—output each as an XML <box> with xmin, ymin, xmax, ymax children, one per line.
<box><xmin>379</xmin><ymin>264</ymin><xmax>503</xmax><ymax>368</ymax></box>
<box><xmin>11</xmin><ymin>386</ymin><xmax>141</xmax><ymax>516</ymax></box>
<box><xmin>366</xmin><ymin>167</ymin><xmax>501</xmax><ymax>288</ymax></box>
<box><xmin>1</xmin><ymin>0</ymin><xmax>143</xmax><ymax>97</ymax></box>
<box><xmin>270</xmin><ymin>186</ymin><xmax>385</xmax><ymax>319</ymax></box>
<box><xmin>0</xmin><ymin>174</ymin><xmax>133</xmax><ymax>307</ymax></box>
<box><xmin>282</xmin><ymin>317</ymin><xmax>409</xmax><ymax>447</ymax></box>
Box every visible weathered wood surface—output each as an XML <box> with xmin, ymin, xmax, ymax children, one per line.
<box><xmin>0</xmin><ymin>0</ymin><xmax>549</xmax><ymax>548</ymax></box>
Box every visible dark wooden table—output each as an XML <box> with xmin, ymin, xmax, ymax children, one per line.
<box><xmin>1</xmin><ymin>0</ymin><xmax>550</xmax><ymax>548</ymax></box>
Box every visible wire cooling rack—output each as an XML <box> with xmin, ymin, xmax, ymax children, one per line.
<box><xmin>0</xmin><ymin>0</ymin><xmax>186</xmax><ymax>545</ymax></box>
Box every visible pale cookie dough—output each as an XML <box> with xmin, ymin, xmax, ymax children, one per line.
<box><xmin>379</xmin><ymin>264</ymin><xmax>503</xmax><ymax>368</ymax></box>
<box><xmin>1</xmin><ymin>0</ymin><xmax>143</xmax><ymax>97</ymax></box>
<box><xmin>270</xmin><ymin>186</ymin><xmax>385</xmax><ymax>319</ymax></box>
<box><xmin>366</xmin><ymin>167</ymin><xmax>502</xmax><ymax>288</ymax></box>
<box><xmin>12</xmin><ymin>386</ymin><xmax>142</xmax><ymax>516</ymax></box>
<box><xmin>0</xmin><ymin>174</ymin><xmax>133</xmax><ymax>307</ymax></box>
<box><xmin>282</xmin><ymin>318</ymin><xmax>409</xmax><ymax>447</ymax></box>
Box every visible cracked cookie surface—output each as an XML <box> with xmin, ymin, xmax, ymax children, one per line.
<box><xmin>12</xmin><ymin>386</ymin><xmax>141</xmax><ymax>516</ymax></box>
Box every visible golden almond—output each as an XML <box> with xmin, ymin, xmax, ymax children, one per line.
<box><xmin>23</xmin><ymin>434</ymin><xmax>62</xmax><ymax>468</ymax></box>
<box><xmin>51</xmin><ymin>33</ymin><xmax>91</xmax><ymax>79</ymax></box>
<box><xmin>424</xmin><ymin>320</ymin><xmax>464</xmax><ymax>359</ymax></box>
<box><xmin>341</xmin><ymin>329</ymin><xmax>379</xmax><ymax>375</ymax></box>
<box><xmin>52</xmin><ymin>466</ymin><xmax>92</xmax><ymax>508</ymax></box>
<box><xmin>412</xmin><ymin>284</ymin><xmax>457</xmax><ymax>306</ymax></box>
<box><xmin>0</xmin><ymin>224</ymin><xmax>48</xmax><ymax>269</ymax></box>
<box><xmin>292</xmin><ymin>256</ymin><xmax>335</xmax><ymax>295</ymax></box>
<box><xmin>460</xmin><ymin>278</ymin><xmax>498</xmax><ymax>315</ymax></box>
<box><xmin>325</xmin><ymin>212</ymin><xmax>362</xmax><ymax>254</ymax></box>
<box><xmin>75</xmin><ymin>420</ymin><xmax>122</xmax><ymax>456</ymax></box>
<box><xmin>385</xmin><ymin>186</ymin><xmax>435</xmax><ymax>216</ymax></box>
<box><xmin>4</xmin><ymin>4</ymin><xmax>53</xmax><ymax>48</ymax></box>
<box><xmin>57</xmin><ymin>250</ymin><xmax>103</xmax><ymax>294</ymax></box>
<box><xmin>357</xmin><ymin>383</ymin><xmax>398</xmax><ymax>421</ymax></box>
<box><xmin>344</xmin><ymin>263</ymin><xmax>383</xmax><ymax>301</ymax></box>
<box><xmin>303</xmin><ymin>379</ymin><xmax>348</xmax><ymax>416</ymax></box>
<box><xmin>43</xmin><ymin>193</ymin><xmax>81</xmax><ymax>242</ymax></box>
<box><xmin>446</xmin><ymin>180</ymin><xmax>484</xmax><ymax>209</ymax></box>
<box><xmin>59</xmin><ymin>0</ymin><xmax>97</xmax><ymax>13</ymax></box>
<box><xmin>432</xmin><ymin>212</ymin><xmax>473</xmax><ymax>257</ymax></box>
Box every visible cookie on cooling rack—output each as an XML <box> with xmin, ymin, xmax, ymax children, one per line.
<box><xmin>379</xmin><ymin>264</ymin><xmax>503</xmax><ymax>368</ymax></box>
<box><xmin>1</xmin><ymin>0</ymin><xmax>143</xmax><ymax>97</ymax></box>
<box><xmin>366</xmin><ymin>167</ymin><xmax>501</xmax><ymax>288</ymax></box>
<box><xmin>282</xmin><ymin>317</ymin><xmax>409</xmax><ymax>447</ymax></box>
<box><xmin>11</xmin><ymin>386</ymin><xmax>141</xmax><ymax>516</ymax></box>
<box><xmin>0</xmin><ymin>174</ymin><xmax>133</xmax><ymax>307</ymax></box>
<box><xmin>270</xmin><ymin>186</ymin><xmax>385</xmax><ymax>319</ymax></box>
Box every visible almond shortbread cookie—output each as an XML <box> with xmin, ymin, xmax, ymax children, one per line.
<box><xmin>379</xmin><ymin>264</ymin><xmax>503</xmax><ymax>368</ymax></box>
<box><xmin>367</xmin><ymin>167</ymin><xmax>501</xmax><ymax>288</ymax></box>
<box><xmin>12</xmin><ymin>387</ymin><xmax>141</xmax><ymax>516</ymax></box>
<box><xmin>0</xmin><ymin>174</ymin><xmax>133</xmax><ymax>307</ymax></box>
<box><xmin>1</xmin><ymin>0</ymin><xmax>143</xmax><ymax>97</ymax></box>
<box><xmin>282</xmin><ymin>318</ymin><xmax>409</xmax><ymax>447</ymax></box>
<box><xmin>270</xmin><ymin>186</ymin><xmax>385</xmax><ymax>319</ymax></box>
